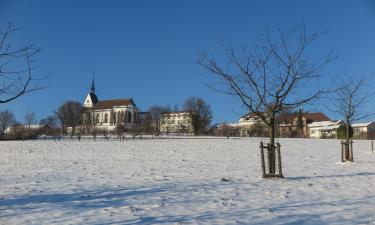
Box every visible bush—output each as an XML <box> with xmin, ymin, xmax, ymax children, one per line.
<box><xmin>336</xmin><ymin>124</ymin><xmax>353</xmax><ymax>139</ymax></box>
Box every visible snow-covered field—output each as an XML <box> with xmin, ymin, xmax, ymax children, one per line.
<box><xmin>1</xmin><ymin>138</ymin><xmax>375</xmax><ymax>224</ymax></box>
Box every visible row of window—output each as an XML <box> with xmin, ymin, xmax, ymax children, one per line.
<box><xmin>161</xmin><ymin>120</ymin><xmax>189</xmax><ymax>125</ymax></box>
<box><xmin>89</xmin><ymin>111</ymin><xmax>134</xmax><ymax>124</ymax></box>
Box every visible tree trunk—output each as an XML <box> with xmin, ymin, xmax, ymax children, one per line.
<box><xmin>345</xmin><ymin>118</ymin><xmax>350</xmax><ymax>160</ymax></box>
<box><xmin>268</xmin><ymin>117</ymin><xmax>276</xmax><ymax>174</ymax></box>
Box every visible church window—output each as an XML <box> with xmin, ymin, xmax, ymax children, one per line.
<box><xmin>121</xmin><ymin>112</ymin><xmax>125</xmax><ymax>122</ymax></box>
<box><xmin>127</xmin><ymin>111</ymin><xmax>132</xmax><ymax>123</ymax></box>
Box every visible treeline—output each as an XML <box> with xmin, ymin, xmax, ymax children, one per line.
<box><xmin>0</xmin><ymin>96</ymin><xmax>214</xmax><ymax>140</ymax></box>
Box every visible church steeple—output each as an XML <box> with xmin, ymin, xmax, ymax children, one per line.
<box><xmin>90</xmin><ymin>77</ymin><xmax>96</xmax><ymax>93</ymax></box>
<box><xmin>84</xmin><ymin>77</ymin><xmax>98</xmax><ymax>108</ymax></box>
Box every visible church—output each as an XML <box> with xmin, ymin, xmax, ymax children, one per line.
<box><xmin>81</xmin><ymin>79</ymin><xmax>139</xmax><ymax>131</ymax></box>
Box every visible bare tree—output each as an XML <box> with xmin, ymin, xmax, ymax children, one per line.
<box><xmin>55</xmin><ymin>101</ymin><xmax>83</xmax><ymax>135</ymax></box>
<box><xmin>327</xmin><ymin>74</ymin><xmax>374</xmax><ymax>161</ymax></box>
<box><xmin>39</xmin><ymin>115</ymin><xmax>59</xmax><ymax>137</ymax></box>
<box><xmin>196</xmin><ymin>24</ymin><xmax>333</xmax><ymax>177</ymax></box>
<box><xmin>24</xmin><ymin>111</ymin><xmax>36</xmax><ymax>129</ymax></box>
<box><xmin>39</xmin><ymin>115</ymin><xmax>58</xmax><ymax>128</ymax></box>
<box><xmin>0</xmin><ymin>110</ymin><xmax>16</xmax><ymax>136</ymax></box>
<box><xmin>183</xmin><ymin>97</ymin><xmax>213</xmax><ymax>136</ymax></box>
<box><xmin>0</xmin><ymin>23</ymin><xmax>41</xmax><ymax>104</ymax></box>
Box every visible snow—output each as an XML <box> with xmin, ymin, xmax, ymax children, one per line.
<box><xmin>307</xmin><ymin>120</ymin><xmax>343</xmax><ymax>128</ymax></box>
<box><xmin>1</xmin><ymin>138</ymin><xmax>375</xmax><ymax>224</ymax></box>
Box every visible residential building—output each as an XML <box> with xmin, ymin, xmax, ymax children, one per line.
<box><xmin>307</xmin><ymin>120</ymin><xmax>344</xmax><ymax>139</ymax></box>
<box><xmin>160</xmin><ymin>111</ymin><xmax>193</xmax><ymax>134</ymax></box>
<box><xmin>352</xmin><ymin>122</ymin><xmax>375</xmax><ymax>139</ymax></box>
<box><xmin>237</xmin><ymin>111</ymin><xmax>330</xmax><ymax>137</ymax></box>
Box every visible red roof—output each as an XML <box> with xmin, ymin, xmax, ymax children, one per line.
<box><xmin>90</xmin><ymin>98</ymin><xmax>135</xmax><ymax>110</ymax></box>
<box><xmin>242</xmin><ymin>111</ymin><xmax>330</xmax><ymax>124</ymax></box>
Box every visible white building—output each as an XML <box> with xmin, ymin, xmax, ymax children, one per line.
<box><xmin>160</xmin><ymin>111</ymin><xmax>193</xmax><ymax>134</ymax></box>
<box><xmin>81</xmin><ymin>79</ymin><xmax>138</xmax><ymax>131</ymax></box>
<box><xmin>307</xmin><ymin>120</ymin><xmax>344</xmax><ymax>139</ymax></box>
<box><xmin>352</xmin><ymin>122</ymin><xmax>375</xmax><ymax>139</ymax></box>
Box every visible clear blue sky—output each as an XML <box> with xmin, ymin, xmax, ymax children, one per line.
<box><xmin>1</xmin><ymin>0</ymin><xmax>375</xmax><ymax>123</ymax></box>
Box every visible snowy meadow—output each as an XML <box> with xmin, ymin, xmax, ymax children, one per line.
<box><xmin>1</xmin><ymin>138</ymin><xmax>375</xmax><ymax>224</ymax></box>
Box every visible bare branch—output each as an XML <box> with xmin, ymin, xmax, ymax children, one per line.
<box><xmin>0</xmin><ymin>23</ymin><xmax>41</xmax><ymax>104</ymax></box>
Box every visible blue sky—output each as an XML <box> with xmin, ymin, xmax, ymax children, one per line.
<box><xmin>1</xmin><ymin>0</ymin><xmax>375</xmax><ymax>123</ymax></box>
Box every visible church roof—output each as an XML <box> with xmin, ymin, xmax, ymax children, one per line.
<box><xmin>90</xmin><ymin>98</ymin><xmax>136</xmax><ymax>110</ymax></box>
<box><xmin>89</xmin><ymin>93</ymin><xmax>98</xmax><ymax>105</ymax></box>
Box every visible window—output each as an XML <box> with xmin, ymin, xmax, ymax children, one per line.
<box><xmin>127</xmin><ymin>111</ymin><xmax>132</xmax><ymax>123</ymax></box>
<box><xmin>104</xmin><ymin>113</ymin><xmax>108</xmax><ymax>123</ymax></box>
<box><xmin>121</xmin><ymin>112</ymin><xmax>125</xmax><ymax>122</ymax></box>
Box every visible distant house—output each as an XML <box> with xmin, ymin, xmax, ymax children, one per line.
<box><xmin>307</xmin><ymin>120</ymin><xmax>344</xmax><ymax>139</ymax></box>
<box><xmin>4</xmin><ymin>124</ymin><xmax>43</xmax><ymax>134</ymax></box>
<box><xmin>237</xmin><ymin>111</ymin><xmax>330</xmax><ymax>137</ymax></box>
<box><xmin>160</xmin><ymin>111</ymin><xmax>193</xmax><ymax>134</ymax></box>
<box><xmin>237</xmin><ymin>112</ymin><xmax>267</xmax><ymax>136</ymax></box>
<box><xmin>352</xmin><ymin>122</ymin><xmax>375</xmax><ymax>139</ymax></box>
<box><xmin>278</xmin><ymin>112</ymin><xmax>330</xmax><ymax>138</ymax></box>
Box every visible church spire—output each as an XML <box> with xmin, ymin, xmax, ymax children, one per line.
<box><xmin>90</xmin><ymin>77</ymin><xmax>95</xmax><ymax>93</ymax></box>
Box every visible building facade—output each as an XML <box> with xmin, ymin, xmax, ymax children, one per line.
<box><xmin>352</xmin><ymin>122</ymin><xmax>375</xmax><ymax>139</ymax></box>
<box><xmin>160</xmin><ymin>111</ymin><xmax>193</xmax><ymax>134</ymax></box>
<box><xmin>307</xmin><ymin>120</ymin><xmax>344</xmax><ymax>139</ymax></box>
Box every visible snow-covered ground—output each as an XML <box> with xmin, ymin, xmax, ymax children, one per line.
<box><xmin>1</xmin><ymin>138</ymin><xmax>375</xmax><ymax>224</ymax></box>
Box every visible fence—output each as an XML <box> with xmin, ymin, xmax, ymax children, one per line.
<box><xmin>260</xmin><ymin>142</ymin><xmax>283</xmax><ymax>178</ymax></box>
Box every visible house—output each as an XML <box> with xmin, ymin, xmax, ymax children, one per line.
<box><xmin>352</xmin><ymin>122</ymin><xmax>375</xmax><ymax>139</ymax></box>
<box><xmin>213</xmin><ymin>122</ymin><xmax>240</xmax><ymax>136</ymax></box>
<box><xmin>160</xmin><ymin>111</ymin><xmax>193</xmax><ymax>134</ymax></box>
<box><xmin>307</xmin><ymin>120</ymin><xmax>344</xmax><ymax>139</ymax></box>
<box><xmin>81</xmin><ymin>78</ymin><xmax>139</xmax><ymax>132</ymax></box>
<box><xmin>277</xmin><ymin>112</ymin><xmax>331</xmax><ymax>137</ymax></box>
<box><xmin>237</xmin><ymin>111</ymin><xmax>330</xmax><ymax>137</ymax></box>
<box><xmin>237</xmin><ymin>112</ymin><xmax>266</xmax><ymax>136</ymax></box>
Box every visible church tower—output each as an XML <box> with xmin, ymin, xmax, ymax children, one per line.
<box><xmin>83</xmin><ymin>77</ymin><xmax>99</xmax><ymax>108</ymax></box>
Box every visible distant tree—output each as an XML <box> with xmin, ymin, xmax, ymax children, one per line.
<box><xmin>138</xmin><ymin>112</ymin><xmax>153</xmax><ymax>135</ymax></box>
<box><xmin>327</xmin><ymin>74</ymin><xmax>374</xmax><ymax>161</ymax></box>
<box><xmin>0</xmin><ymin>110</ymin><xmax>16</xmax><ymax>136</ymax></box>
<box><xmin>0</xmin><ymin>23</ymin><xmax>41</xmax><ymax>104</ymax></box>
<box><xmin>39</xmin><ymin>115</ymin><xmax>59</xmax><ymax>136</ymax></box>
<box><xmin>296</xmin><ymin>108</ymin><xmax>304</xmax><ymax>137</ymax></box>
<box><xmin>55</xmin><ymin>101</ymin><xmax>83</xmax><ymax>135</ymax></box>
<box><xmin>24</xmin><ymin>111</ymin><xmax>36</xmax><ymax>129</ymax></box>
<box><xmin>183</xmin><ymin>97</ymin><xmax>213</xmax><ymax>136</ymax></box>
<box><xmin>39</xmin><ymin>115</ymin><xmax>59</xmax><ymax>128</ymax></box>
<box><xmin>336</xmin><ymin>124</ymin><xmax>353</xmax><ymax>140</ymax></box>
